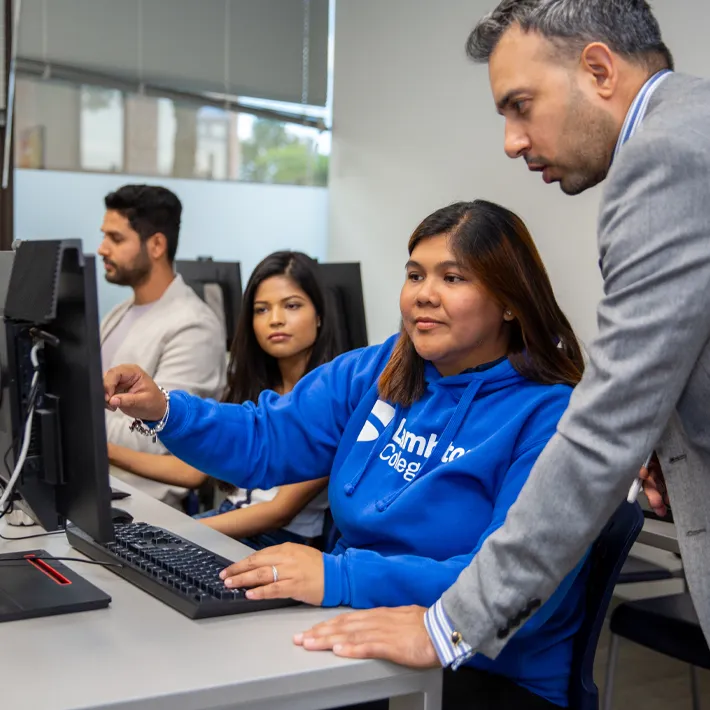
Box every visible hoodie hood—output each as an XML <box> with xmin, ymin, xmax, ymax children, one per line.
<box><xmin>341</xmin><ymin>357</ymin><xmax>526</xmax><ymax>509</ymax></box>
<box><xmin>423</xmin><ymin>356</ymin><xmax>523</xmax><ymax>391</ymax></box>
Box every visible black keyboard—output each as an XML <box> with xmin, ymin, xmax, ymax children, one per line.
<box><xmin>66</xmin><ymin>522</ymin><xmax>298</xmax><ymax>619</ymax></box>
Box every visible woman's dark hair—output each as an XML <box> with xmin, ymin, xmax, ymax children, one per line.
<box><xmin>379</xmin><ymin>200</ymin><xmax>585</xmax><ymax>406</ymax></box>
<box><xmin>224</xmin><ymin>251</ymin><xmax>340</xmax><ymax>405</ymax></box>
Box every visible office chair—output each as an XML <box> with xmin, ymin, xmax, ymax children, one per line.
<box><xmin>315</xmin><ymin>507</ymin><xmax>340</xmax><ymax>554</ymax></box>
<box><xmin>603</xmin><ymin>594</ymin><xmax>710</xmax><ymax>710</ymax></box>
<box><xmin>617</xmin><ymin>555</ymin><xmax>674</xmax><ymax>584</ymax></box>
<box><xmin>182</xmin><ymin>480</ymin><xmax>216</xmax><ymax>517</ymax></box>
<box><xmin>568</xmin><ymin>501</ymin><xmax>645</xmax><ymax>710</ymax></box>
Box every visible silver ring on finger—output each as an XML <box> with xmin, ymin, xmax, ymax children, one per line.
<box><xmin>272</xmin><ymin>565</ymin><xmax>279</xmax><ymax>583</ymax></box>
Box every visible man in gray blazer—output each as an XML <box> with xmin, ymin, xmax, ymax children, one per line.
<box><xmin>297</xmin><ymin>0</ymin><xmax>710</xmax><ymax>671</ymax></box>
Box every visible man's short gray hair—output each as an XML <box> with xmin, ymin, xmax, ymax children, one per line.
<box><xmin>467</xmin><ymin>0</ymin><xmax>674</xmax><ymax>71</ymax></box>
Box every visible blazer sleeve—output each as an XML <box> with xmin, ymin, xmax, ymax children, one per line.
<box><xmin>441</xmin><ymin>130</ymin><xmax>710</xmax><ymax>659</ymax></box>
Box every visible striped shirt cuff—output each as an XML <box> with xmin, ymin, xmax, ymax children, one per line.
<box><xmin>424</xmin><ymin>599</ymin><xmax>475</xmax><ymax>669</ymax></box>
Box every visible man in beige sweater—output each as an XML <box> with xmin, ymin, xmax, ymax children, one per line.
<box><xmin>99</xmin><ymin>184</ymin><xmax>225</xmax><ymax>505</ymax></box>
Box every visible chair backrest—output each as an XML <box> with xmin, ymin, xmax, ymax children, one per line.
<box><xmin>320</xmin><ymin>507</ymin><xmax>341</xmax><ymax>553</ymax></box>
<box><xmin>568</xmin><ymin>501</ymin><xmax>644</xmax><ymax>710</ymax></box>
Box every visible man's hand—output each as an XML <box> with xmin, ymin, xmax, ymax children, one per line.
<box><xmin>104</xmin><ymin>365</ymin><xmax>167</xmax><ymax>421</ymax></box>
<box><xmin>640</xmin><ymin>453</ymin><xmax>670</xmax><ymax>517</ymax></box>
<box><xmin>294</xmin><ymin>606</ymin><xmax>441</xmax><ymax>668</ymax></box>
<box><xmin>219</xmin><ymin>543</ymin><xmax>324</xmax><ymax>605</ymax></box>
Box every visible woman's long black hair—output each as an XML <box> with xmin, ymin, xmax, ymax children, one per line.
<box><xmin>224</xmin><ymin>251</ymin><xmax>341</xmax><ymax>404</ymax></box>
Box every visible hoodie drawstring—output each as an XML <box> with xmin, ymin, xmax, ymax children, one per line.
<box><xmin>343</xmin><ymin>404</ymin><xmax>403</xmax><ymax>496</ymax></box>
<box><xmin>374</xmin><ymin>378</ymin><xmax>482</xmax><ymax>511</ymax></box>
<box><xmin>343</xmin><ymin>378</ymin><xmax>484</xmax><ymax>511</ymax></box>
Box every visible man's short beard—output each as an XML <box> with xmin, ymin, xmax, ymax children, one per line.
<box><xmin>105</xmin><ymin>246</ymin><xmax>152</xmax><ymax>287</ymax></box>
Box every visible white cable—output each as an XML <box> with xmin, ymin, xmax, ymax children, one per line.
<box><xmin>0</xmin><ymin>344</ymin><xmax>42</xmax><ymax>513</ymax></box>
<box><xmin>29</xmin><ymin>342</ymin><xmax>40</xmax><ymax>370</ymax></box>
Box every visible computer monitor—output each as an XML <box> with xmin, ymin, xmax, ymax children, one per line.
<box><xmin>0</xmin><ymin>251</ymin><xmax>16</xmax><ymax>485</ymax></box>
<box><xmin>175</xmin><ymin>258</ymin><xmax>242</xmax><ymax>351</ymax></box>
<box><xmin>1</xmin><ymin>240</ymin><xmax>114</xmax><ymax>543</ymax></box>
<box><xmin>318</xmin><ymin>263</ymin><xmax>368</xmax><ymax>352</ymax></box>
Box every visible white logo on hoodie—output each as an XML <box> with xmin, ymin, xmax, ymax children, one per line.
<box><xmin>356</xmin><ymin>400</ymin><xmax>396</xmax><ymax>442</ymax></box>
<box><xmin>357</xmin><ymin>401</ymin><xmax>466</xmax><ymax>482</ymax></box>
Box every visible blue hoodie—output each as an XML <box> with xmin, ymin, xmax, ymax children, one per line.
<box><xmin>159</xmin><ymin>335</ymin><xmax>588</xmax><ymax>707</ymax></box>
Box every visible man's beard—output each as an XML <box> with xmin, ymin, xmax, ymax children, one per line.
<box><xmin>556</xmin><ymin>89</ymin><xmax>618</xmax><ymax>196</ymax></box>
<box><xmin>104</xmin><ymin>249</ymin><xmax>151</xmax><ymax>287</ymax></box>
<box><xmin>525</xmin><ymin>88</ymin><xmax>618</xmax><ymax>196</ymax></box>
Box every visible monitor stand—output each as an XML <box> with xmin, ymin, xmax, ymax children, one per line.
<box><xmin>0</xmin><ymin>549</ymin><xmax>111</xmax><ymax>622</ymax></box>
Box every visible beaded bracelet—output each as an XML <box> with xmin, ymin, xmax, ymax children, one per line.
<box><xmin>129</xmin><ymin>386</ymin><xmax>170</xmax><ymax>444</ymax></box>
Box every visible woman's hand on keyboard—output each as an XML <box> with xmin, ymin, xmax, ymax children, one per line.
<box><xmin>104</xmin><ymin>364</ymin><xmax>167</xmax><ymax>421</ymax></box>
<box><xmin>220</xmin><ymin>543</ymin><xmax>324</xmax><ymax>606</ymax></box>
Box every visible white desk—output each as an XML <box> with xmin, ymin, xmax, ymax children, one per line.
<box><xmin>0</xmin><ymin>477</ymin><xmax>442</xmax><ymax>710</ymax></box>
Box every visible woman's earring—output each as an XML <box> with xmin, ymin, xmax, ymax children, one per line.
<box><xmin>505</xmin><ymin>309</ymin><xmax>513</xmax><ymax>320</ymax></box>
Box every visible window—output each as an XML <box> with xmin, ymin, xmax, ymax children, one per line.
<box><xmin>238</xmin><ymin>115</ymin><xmax>329</xmax><ymax>187</ymax></box>
<box><xmin>80</xmin><ymin>87</ymin><xmax>124</xmax><ymax>172</ymax></box>
<box><xmin>15</xmin><ymin>77</ymin><xmax>329</xmax><ymax>187</ymax></box>
<box><xmin>196</xmin><ymin>107</ymin><xmax>230</xmax><ymax>181</ymax></box>
<box><xmin>156</xmin><ymin>98</ymin><xmax>177</xmax><ymax>176</ymax></box>
<box><xmin>15</xmin><ymin>78</ymin><xmax>81</xmax><ymax>171</ymax></box>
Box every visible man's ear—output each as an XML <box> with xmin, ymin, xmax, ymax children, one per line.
<box><xmin>579</xmin><ymin>42</ymin><xmax>618</xmax><ymax>99</ymax></box>
<box><xmin>148</xmin><ymin>232</ymin><xmax>168</xmax><ymax>260</ymax></box>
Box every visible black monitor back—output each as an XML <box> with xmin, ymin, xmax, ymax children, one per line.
<box><xmin>175</xmin><ymin>258</ymin><xmax>242</xmax><ymax>351</ymax></box>
<box><xmin>3</xmin><ymin>240</ymin><xmax>113</xmax><ymax>542</ymax></box>
<box><xmin>318</xmin><ymin>263</ymin><xmax>368</xmax><ymax>352</ymax></box>
<box><xmin>0</xmin><ymin>252</ymin><xmax>16</xmax><ymax>484</ymax></box>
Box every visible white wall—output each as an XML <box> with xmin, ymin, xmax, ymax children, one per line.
<box><xmin>329</xmin><ymin>0</ymin><xmax>710</xmax><ymax>346</ymax></box>
<box><xmin>15</xmin><ymin>169</ymin><xmax>328</xmax><ymax>317</ymax></box>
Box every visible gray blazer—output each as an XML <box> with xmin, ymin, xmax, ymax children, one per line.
<box><xmin>443</xmin><ymin>73</ymin><xmax>710</xmax><ymax>659</ymax></box>
<box><xmin>102</xmin><ymin>274</ymin><xmax>226</xmax><ymax>502</ymax></box>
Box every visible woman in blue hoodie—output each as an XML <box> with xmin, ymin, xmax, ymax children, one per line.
<box><xmin>105</xmin><ymin>200</ymin><xmax>587</xmax><ymax>709</ymax></box>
